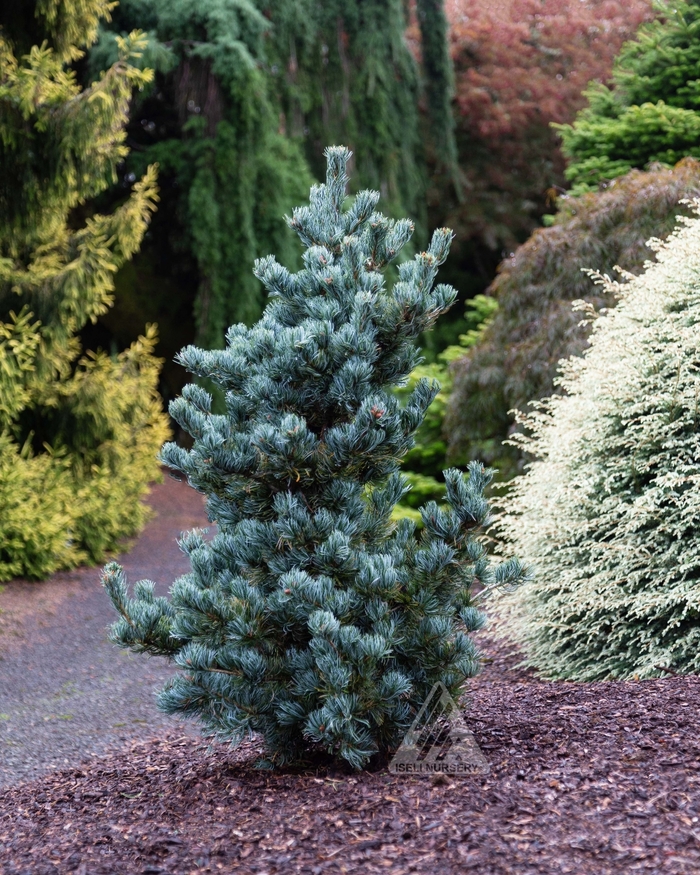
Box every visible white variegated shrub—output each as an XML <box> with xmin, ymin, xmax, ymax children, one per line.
<box><xmin>496</xmin><ymin>204</ymin><xmax>700</xmax><ymax>680</ymax></box>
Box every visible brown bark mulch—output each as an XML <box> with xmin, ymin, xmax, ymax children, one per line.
<box><xmin>2</xmin><ymin>631</ymin><xmax>700</xmax><ymax>874</ymax></box>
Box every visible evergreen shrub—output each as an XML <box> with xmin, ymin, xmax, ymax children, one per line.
<box><xmin>496</xmin><ymin>203</ymin><xmax>700</xmax><ymax>680</ymax></box>
<box><xmin>558</xmin><ymin>0</ymin><xmax>700</xmax><ymax>193</ymax></box>
<box><xmin>103</xmin><ymin>147</ymin><xmax>526</xmax><ymax>769</ymax></box>
<box><xmin>0</xmin><ymin>3</ymin><xmax>170</xmax><ymax>580</ymax></box>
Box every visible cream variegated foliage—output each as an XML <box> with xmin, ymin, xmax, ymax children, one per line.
<box><xmin>496</xmin><ymin>204</ymin><xmax>700</xmax><ymax>680</ymax></box>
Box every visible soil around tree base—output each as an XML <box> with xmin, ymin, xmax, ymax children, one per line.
<box><xmin>2</xmin><ymin>632</ymin><xmax>700</xmax><ymax>874</ymax></box>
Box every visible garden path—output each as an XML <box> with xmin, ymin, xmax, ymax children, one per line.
<box><xmin>0</xmin><ymin>474</ymin><xmax>207</xmax><ymax>789</ymax></box>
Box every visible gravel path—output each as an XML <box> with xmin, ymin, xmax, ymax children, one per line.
<box><xmin>0</xmin><ymin>474</ymin><xmax>208</xmax><ymax>789</ymax></box>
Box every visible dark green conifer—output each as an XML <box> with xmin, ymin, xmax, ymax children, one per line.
<box><xmin>88</xmin><ymin>0</ymin><xmax>315</xmax><ymax>350</ymax></box>
<box><xmin>103</xmin><ymin>148</ymin><xmax>525</xmax><ymax>769</ymax></box>
<box><xmin>88</xmin><ymin>1</ymin><xmax>459</xmax><ymax>358</ymax></box>
<box><xmin>558</xmin><ymin>0</ymin><xmax>700</xmax><ymax>192</ymax></box>
<box><xmin>415</xmin><ymin>0</ymin><xmax>458</xmax><ymax>178</ymax></box>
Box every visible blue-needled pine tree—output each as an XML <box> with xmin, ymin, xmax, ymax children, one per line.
<box><xmin>103</xmin><ymin>147</ymin><xmax>525</xmax><ymax>770</ymax></box>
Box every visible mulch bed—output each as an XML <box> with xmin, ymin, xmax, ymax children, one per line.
<box><xmin>2</xmin><ymin>634</ymin><xmax>700</xmax><ymax>874</ymax></box>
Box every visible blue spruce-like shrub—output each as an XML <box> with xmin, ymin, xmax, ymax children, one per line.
<box><xmin>103</xmin><ymin>147</ymin><xmax>525</xmax><ymax>769</ymax></box>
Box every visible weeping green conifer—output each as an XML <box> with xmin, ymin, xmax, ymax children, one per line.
<box><xmin>90</xmin><ymin>0</ymin><xmax>315</xmax><ymax>350</ymax></box>
<box><xmin>415</xmin><ymin>0</ymin><xmax>458</xmax><ymax>178</ymax></box>
<box><xmin>89</xmin><ymin>1</ymin><xmax>456</xmax><ymax>354</ymax></box>
<box><xmin>264</xmin><ymin>0</ymin><xmax>427</xmax><ymax>221</ymax></box>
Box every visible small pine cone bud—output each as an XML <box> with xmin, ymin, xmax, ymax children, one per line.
<box><xmin>370</xmin><ymin>406</ymin><xmax>384</xmax><ymax>419</ymax></box>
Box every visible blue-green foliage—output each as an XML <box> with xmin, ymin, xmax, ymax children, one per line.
<box><xmin>103</xmin><ymin>148</ymin><xmax>525</xmax><ymax>769</ymax></box>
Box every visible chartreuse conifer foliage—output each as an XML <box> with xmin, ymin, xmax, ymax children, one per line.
<box><xmin>103</xmin><ymin>148</ymin><xmax>526</xmax><ymax>769</ymax></box>
<box><xmin>496</xmin><ymin>204</ymin><xmax>700</xmax><ymax>681</ymax></box>
<box><xmin>0</xmin><ymin>1</ymin><xmax>169</xmax><ymax>580</ymax></box>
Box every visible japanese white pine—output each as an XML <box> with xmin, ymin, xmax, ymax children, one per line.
<box><xmin>103</xmin><ymin>147</ymin><xmax>525</xmax><ymax>768</ymax></box>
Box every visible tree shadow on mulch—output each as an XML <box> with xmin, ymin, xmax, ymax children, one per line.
<box><xmin>2</xmin><ymin>629</ymin><xmax>700</xmax><ymax>875</ymax></box>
